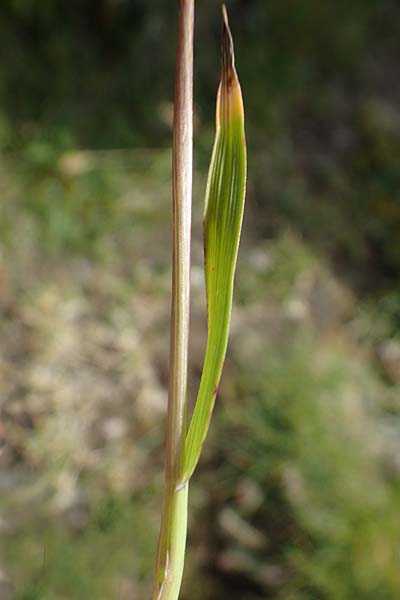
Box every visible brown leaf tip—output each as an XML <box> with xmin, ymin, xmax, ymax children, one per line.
<box><xmin>221</xmin><ymin>3</ymin><xmax>236</xmax><ymax>89</ymax></box>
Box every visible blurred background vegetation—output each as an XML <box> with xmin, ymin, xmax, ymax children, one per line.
<box><xmin>0</xmin><ymin>1</ymin><xmax>400</xmax><ymax>598</ymax></box>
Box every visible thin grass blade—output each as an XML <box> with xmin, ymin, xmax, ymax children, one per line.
<box><xmin>180</xmin><ymin>4</ymin><xmax>247</xmax><ymax>484</ymax></box>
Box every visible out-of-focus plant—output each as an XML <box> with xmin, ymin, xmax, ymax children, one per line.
<box><xmin>216</xmin><ymin>337</ymin><xmax>400</xmax><ymax>599</ymax></box>
<box><xmin>152</xmin><ymin>3</ymin><xmax>246</xmax><ymax>599</ymax></box>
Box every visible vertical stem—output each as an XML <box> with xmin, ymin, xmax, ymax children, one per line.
<box><xmin>152</xmin><ymin>1</ymin><xmax>194</xmax><ymax>599</ymax></box>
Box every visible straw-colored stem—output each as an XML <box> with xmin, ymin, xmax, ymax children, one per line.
<box><xmin>152</xmin><ymin>0</ymin><xmax>194</xmax><ymax>599</ymax></box>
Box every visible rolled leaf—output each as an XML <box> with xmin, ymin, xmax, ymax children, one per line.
<box><xmin>180</xmin><ymin>4</ymin><xmax>247</xmax><ymax>485</ymax></box>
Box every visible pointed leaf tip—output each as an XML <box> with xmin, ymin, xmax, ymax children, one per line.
<box><xmin>222</xmin><ymin>3</ymin><xmax>229</xmax><ymax>29</ymax></box>
<box><xmin>221</xmin><ymin>4</ymin><xmax>235</xmax><ymax>82</ymax></box>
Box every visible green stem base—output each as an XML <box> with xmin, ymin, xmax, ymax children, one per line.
<box><xmin>153</xmin><ymin>483</ymin><xmax>189</xmax><ymax>600</ymax></box>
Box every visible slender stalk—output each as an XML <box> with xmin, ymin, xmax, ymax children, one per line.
<box><xmin>152</xmin><ymin>1</ymin><xmax>194</xmax><ymax>599</ymax></box>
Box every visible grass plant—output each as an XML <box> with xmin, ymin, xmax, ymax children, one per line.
<box><xmin>152</xmin><ymin>3</ymin><xmax>247</xmax><ymax>599</ymax></box>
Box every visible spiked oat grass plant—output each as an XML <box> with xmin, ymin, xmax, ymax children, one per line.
<box><xmin>152</xmin><ymin>4</ymin><xmax>246</xmax><ymax>599</ymax></box>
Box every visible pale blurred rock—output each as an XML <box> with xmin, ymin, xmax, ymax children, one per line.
<box><xmin>247</xmin><ymin>247</ymin><xmax>274</xmax><ymax>274</ymax></box>
<box><xmin>235</xmin><ymin>478</ymin><xmax>264</xmax><ymax>514</ymax></box>
<box><xmin>58</xmin><ymin>151</ymin><xmax>93</xmax><ymax>177</ymax></box>
<box><xmin>52</xmin><ymin>471</ymin><xmax>89</xmax><ymax>532</ymax></box>
<box><xmin>284</xmin><ymin>297</ymin><xmax>309</xmax><ymax>323</ymax></box>
<box><xmin>218</xmin><ymin>507</ymin><xmax>267</xmax><ymax>550</ymax></box>
<box><xmin>101</xmin><ymin>417</ymin><xmax>129</xmax><ymax>443</ymax></box>
<box><xmin>135</xmin><ymin>380</ymin><xmax>167</xmax><ymax>428</ymax></box>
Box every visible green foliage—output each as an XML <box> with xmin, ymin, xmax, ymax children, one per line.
<box><xmin>3</xmin><ymin>494</ymin><xmax>155</xmax><ymax>600</ymax></box>
<box><xmin>22</xmin><ymin>171</ymin><xmax>119</xmax><ymax>255</ymax></box>
<box><xmin>1</xmin><ymin>149</ymin><xmax>171</xmax><ymax>256</ymax></box>
<box><xmin>217</xmin><ymin>338</ymin><xmax>400</xmax><ymax>599</ymax></box>
<box><xmin>1</xmin><ymin>0</ymin><xmax>399</xmax><ymax>280</ymax></box>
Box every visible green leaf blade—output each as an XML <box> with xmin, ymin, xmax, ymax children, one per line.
<box><xmin>180</xmin><ymin>5</ymin><xmax>247</xmax><ymax>485</ymax></box>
